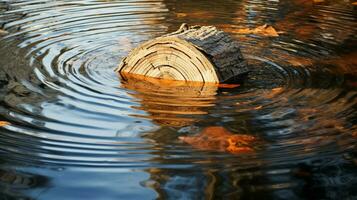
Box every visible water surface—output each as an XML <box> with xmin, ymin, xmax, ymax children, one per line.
<box><xmin>0</xmin><ymin>0</ymin><xmax>356</xmax><ymax>199</ymax></box>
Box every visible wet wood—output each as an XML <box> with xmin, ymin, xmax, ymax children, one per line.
<box><xmin>116</xmin><ymin>23</ymin><xmax>249</xmax><ymax>83</ymax></box>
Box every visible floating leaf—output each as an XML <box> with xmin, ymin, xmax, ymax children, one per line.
<box><xmin>255</xmin><ymin>24</ymin><xmax>280</xmax><ymax>37</ymax></box>
<box><xmin>226</xmin><ymin>136</ymin><xmax>255</xmax><ymax>153</ymax></box>
<box><xmin>179</xmin><ymin>126</ymin><xmax>257</xmax><ymax>154</ymax></box>
<box><xmin>234</xmin><ymin>24</ymin><xmax>280</xmax><ymax>37</ymax></box>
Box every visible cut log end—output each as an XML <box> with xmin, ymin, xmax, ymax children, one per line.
<box><xmin>117</xmin><ymin>24</ymin><xmax>249</xmax><ymax>84</ymax></box>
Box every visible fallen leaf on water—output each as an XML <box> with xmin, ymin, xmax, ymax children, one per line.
<box><xmin>0</xmin><ymin>121</ymin><xmax>11</xmax><ymax>127</ymax></box>
<box><xmin>179</xmin><ymin>126</ymin><xmax>256</xmax><ymax>154</ymax></box>
<box><xmin>226</xmin><ymin>136</ymin><xmax>255</xmax><ymax>153</ymax></box>
<box><xmin>235</xmin><ymin>24</ymin><xmax>280</xmax><ymax>37</ymax></box>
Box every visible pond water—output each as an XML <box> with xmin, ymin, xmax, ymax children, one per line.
<box><xmin>0</xmin><ymin>0</ymin><xmax>356</xmax><ymax>199</ymax></box>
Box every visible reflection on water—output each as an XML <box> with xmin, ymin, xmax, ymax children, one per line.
<box><xmin>179</xmin><ymin>126</ymin><xmax>258</xmax><ymax>154</ymax></box>
<box><xmin>0</xmin><ymin>0</ymin><xmax>356</xmax><ymax>199</ymax></box>
<box><xmin>121</xmin><ymin>73</ymin><xmax>218</xmax><ymax>127</ymax></box>
<box><xmin>0</xmin><ymin>166</ymin><xmax>49</xmax><ymax>199</ymax></box>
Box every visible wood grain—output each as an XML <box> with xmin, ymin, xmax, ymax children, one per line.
<box><xmin>117</xmin><ymin>24</ymin><xmax>249</xmax><ymax>83</ymax></box>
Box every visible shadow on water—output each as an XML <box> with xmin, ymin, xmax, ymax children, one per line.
<box><xmin>0</xmin><ymin>0</ymin><xmax>356</xmax><ymax>199</ymax></box>
<box><xmin>125</xmin><ymin>74</ymin><xmax>356</xmax><ymax>199</ymax></box>
<box><xmin>0</xmin><ymin>167</ymin><xmax>49</xmax><ymax>199</ymax></box>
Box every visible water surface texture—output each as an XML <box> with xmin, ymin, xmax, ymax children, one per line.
<box><xmin>0</xmin><ymin>0</ymin><xmax>356</xmax><ymax>199</ymax></box>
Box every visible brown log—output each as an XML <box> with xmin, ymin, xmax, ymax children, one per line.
<box><xmin>116</xmin><ymin>24</ymin><xmax>249</xmax><ymax>83</ymax></box>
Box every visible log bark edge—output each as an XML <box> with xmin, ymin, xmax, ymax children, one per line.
<box><xmin>117</xmin><ymin>24</ymin><xmax>249</xmax><ymax>83</ymax></box>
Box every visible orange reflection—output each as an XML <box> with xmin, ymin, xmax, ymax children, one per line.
<box><xmin>179</xmin><ymin>126</ymin><xmax>257</xmax><ymax>154</ymax></box>
<box><xmin>175</xmin><ymin>11</ymin><xmax>216</xmax><ymax>20</ymax></box>
<box><xmin>352</xmin><ymin>129</ymin><xmax>357</xmax><ymax>137</ymax></box>
<box><xmin>322</xmin><ymin>51</ymin><xmax>357</xmax><ymax>74</ymax></box>
<box><xmin>229</xmin><ymin>24</ymin><xmax>281</xmax><ymax>37</ymax></box>
<box><xmin>0</xmin><ymin>121</ymin><xmax>10</xmax><ymax>127</ymax></box>
<box><xmin>120</xmin><ymin>73</ymin><xmax>219</xmax><ymax>127</ymax></box>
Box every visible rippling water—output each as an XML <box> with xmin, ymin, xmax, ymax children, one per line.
<box><xmin>0</xmin><ymin>0</ymin><xmax>356</xmax><ymax>199</ymax></box>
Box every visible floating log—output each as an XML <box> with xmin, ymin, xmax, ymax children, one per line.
<box><xmin>116</xmin><ymin>23</ymin><xmax>249</xmax><ymax>83</ymax></box>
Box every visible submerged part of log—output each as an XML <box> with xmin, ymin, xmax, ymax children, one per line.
<box><xmin>117</xmin><ymin>24</ymin><xmax>249</xmax><ymax>83</ymax></box>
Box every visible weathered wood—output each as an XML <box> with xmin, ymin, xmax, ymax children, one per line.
<box><xmin>116</xmin><ymin>24</ymin><xmax>249</xmax><ymax>83</ymax></box>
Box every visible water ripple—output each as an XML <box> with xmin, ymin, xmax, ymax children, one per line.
<box><xmin>0</xmin><ymin>0</ymin><xmax>356</xmax><ymax>199</ymax></box>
